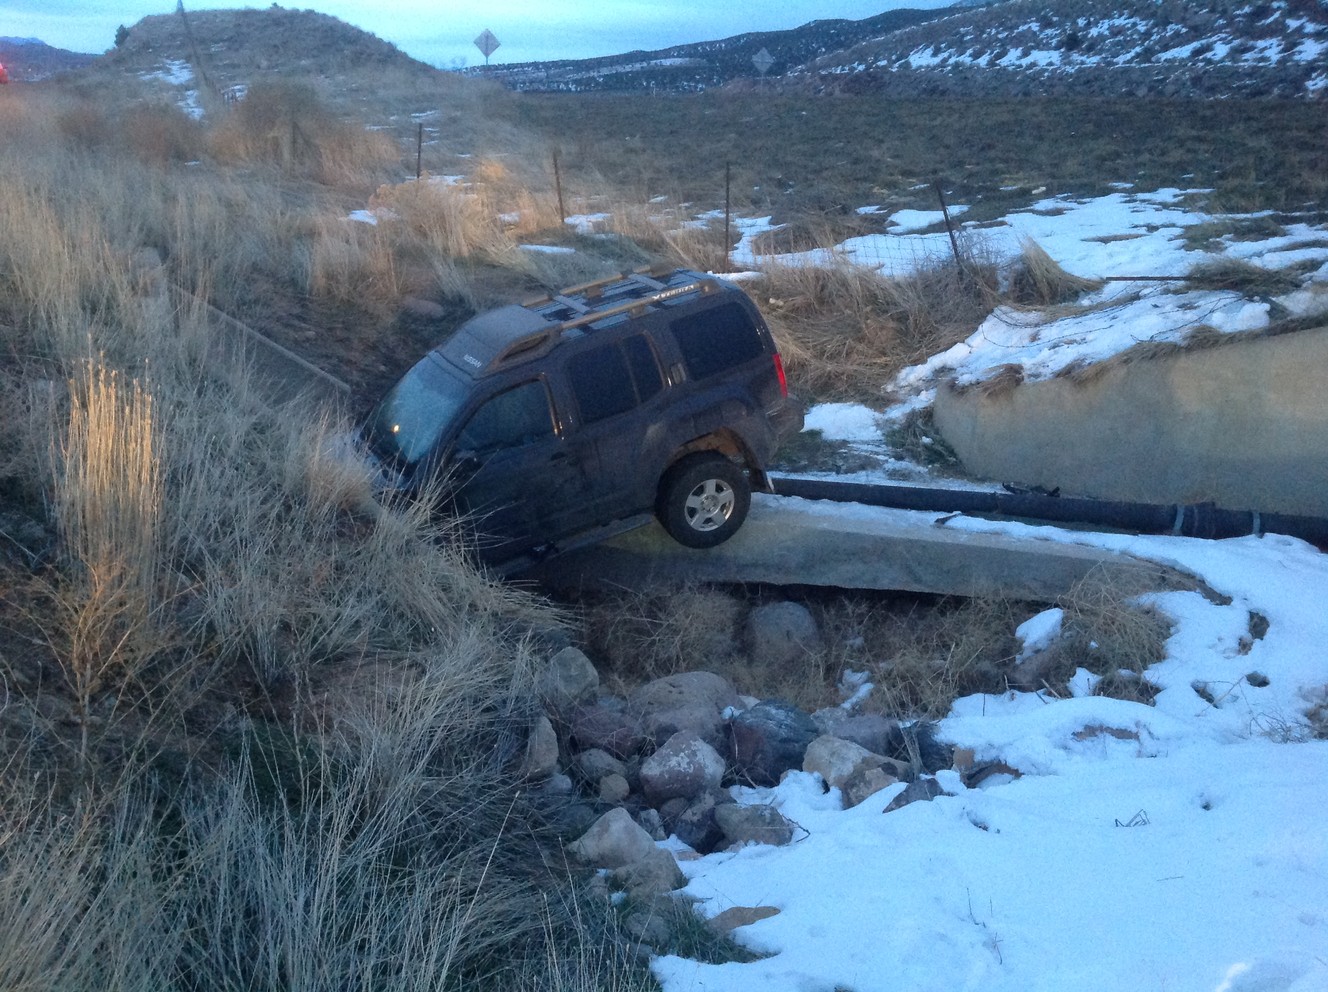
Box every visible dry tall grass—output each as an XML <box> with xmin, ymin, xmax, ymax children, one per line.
<box><xmin>52</xmin><ymin>363</ymin><xmax>164</xmax><ymax>763</ymax></box>
<box><xmin>755</xmin><ymin>248</ymin><xmax>996</xmax><ymax>402</ymax></box>
<box><xmin>0</xmin><ymin>75</ymin><xmax>661</xmax><ymax>992</ymax></box>
<box><xmin>207</xmin><ymin>81</ymin><xmax>400</xmax><ymax>186</ymax></box>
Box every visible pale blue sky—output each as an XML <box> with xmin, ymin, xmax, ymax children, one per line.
<box><xmin>1</xmin><ymin>1</ymin><xmax>956</xmax><ymax>67</ymax></box>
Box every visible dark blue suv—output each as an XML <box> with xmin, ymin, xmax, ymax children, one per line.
<box><xmin>363</xmin><ymin>268</ymin><xmax>802</xmax><ymax>564</ymax></box>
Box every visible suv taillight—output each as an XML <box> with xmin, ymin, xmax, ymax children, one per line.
<box><xmin>772</xmin><ymin>353</ymin><xmax>789</xmax><ymax>398</ymax></box>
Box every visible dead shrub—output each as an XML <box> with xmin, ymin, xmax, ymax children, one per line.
<box><xmin>578</xmin><ymin>582</ymin><xmax>743</xmax><ymax>690</ymax></box>
<box><xmin>754</xmin><ymin>246</ymin><xmax>995</xmax><ymax>402</ymax></box>
<box><xmin>882</xmin><ymin>407</ymin><xmax>961</xmax><ymax>469</ymax></box>
<box><xmin>369</xmin><ymin>174</ymin><xmax>512</xmax><ymax>260</ymax></box>
<box><xmin>208</xmin><ymin>81</ymin><xmax>397</xmax><ymax>186</ymax></box>
<box><xmin>56</xmin><ymin>102</ymin><xmax>114</xmax><ymax>150</ymax></box>
<box><xmin>1184</xmin><ymin>257</ymin><xmax>1302</xmax><ymax>297</ymax></box>
<box><xmin>50</xmin><ymin>362</ymin><xmax>165</xmax><ymax>764</ymax></box>
<box><xmin>121</xmin><ymin>104</ymin><xmax>204</xmax><ymax>166</ymax></box>
<box><xmin>823</xmin><ymin>595</ymin><xmax>1024</xmax><ymax>719</ymax></box>
<box><xmin>1023</xmin><ymin>568</ymin><xmax>1177</xmax><ymax>700</ymax></box>
<box><xmin>1008</xmin><ymin>239</ymin><xmax>1104</xmax><ymax>305</ymax></box>
<box><xmin>307</xmin><ymin>213</ymin><xmax>402</xmax><ymax>307</ymax></box>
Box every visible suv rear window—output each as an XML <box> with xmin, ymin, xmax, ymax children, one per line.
<box><xmin>567</xmin><ymin>334</ymin><xmax>664</xmax><ymax>424</ymax></box>
<box><xmin>670</xmin><ymin>302</ymin><xmax>765</xmax><ymax>380</ymax></box>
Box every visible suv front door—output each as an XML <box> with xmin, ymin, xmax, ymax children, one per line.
<box><xmin>448</xmin><ymin>378</ymin><xmax>588</xmax><ymax>557</ymax></box>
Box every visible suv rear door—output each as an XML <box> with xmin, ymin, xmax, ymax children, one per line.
<box><xmin>559</xmin><ymin>330</ymin><xmax>670</xmax><ymax>520</ymax></box>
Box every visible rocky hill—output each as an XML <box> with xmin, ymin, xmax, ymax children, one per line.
<box><xmin>96</xmin><ymin>6</ymin><xmax>445</xmax><ymax>97</ymax></box>
<box><xmin>0</xmin><ymin>37</ymin><xmax>96</xmax><ymax>81</ymax></box>
<box><xmin>479</xmin><ymin>0</ymin><xmax>1328</xmax><ymax>98</ymax></box>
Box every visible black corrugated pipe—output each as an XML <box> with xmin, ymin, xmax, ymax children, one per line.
<box><xmin>770</xmin><ymin>477</ymin><xmax>1328</xmax><ymax>548</ymax></box>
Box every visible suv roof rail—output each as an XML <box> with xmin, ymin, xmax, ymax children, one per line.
<box><xmin>472</xmin><ymin>269</ymin><xmax>727</xmax><ymax>374</ymax></box>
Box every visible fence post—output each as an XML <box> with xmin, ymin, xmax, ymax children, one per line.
<box><xmin>416</xmin><ymin>123</ymin><xmax>423</xmax><ymax>179</ymax></box>
<box><xmin>553</xmin><ymin>148</ymin><xmax>566</xmax><ymax>224</ymax></box>
<box><xmin>724</xmin><ymin>161</ymin><xmax>732</xmax><ymax>273</ymax></box>
<box><xmin>933</xmin><ymin>179</ymin><xmax>963</xmax><ymax>270</ymax></box>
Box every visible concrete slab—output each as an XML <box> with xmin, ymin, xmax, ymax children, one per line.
<box><xmin>524</xmin><ymin>495</ymin><xmax>1190</xmax><ymax>601</ymax></box>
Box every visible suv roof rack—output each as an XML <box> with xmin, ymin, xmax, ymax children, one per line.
<box><xmin>446</xmin><ymin>267</ymin><xmax>725</xmax><ymax>377</ymax></box>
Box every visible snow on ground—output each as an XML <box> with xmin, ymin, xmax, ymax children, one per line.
<box><xmin>654</xmin><ymin>514</ymin><xmax>1328</xmax><ymax>992</ymax></box>
<box><xmin>650</xmin><ymin>188</ymin><xmax>1328</xmax><ymax>992</ymax></box>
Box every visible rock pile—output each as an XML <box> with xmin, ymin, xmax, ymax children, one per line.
<box><xmin>526</xmin><ymin>635</ymin><xmax>959</xmax><ymax>944</ymax></box>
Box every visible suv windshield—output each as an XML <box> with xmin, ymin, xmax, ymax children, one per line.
<box><xmin>364</xmin><ymin>355</ymin><xmax>468</xmax><ymax>465</ymax></box>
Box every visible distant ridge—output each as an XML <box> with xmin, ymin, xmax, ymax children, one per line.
<box><xmin>470</xmin><ymin>7</ymin><xmax>947</xmax><ymax>92</ymax></box>
<box><xmin>474</xmin><ymin>0</ymin><xmax>1328</xmax><ymax>98</ymax></box>
<box><xmin>0</xmin><ymin>37</ymin><xmax>96</xmax><ymax>80</ymax></box>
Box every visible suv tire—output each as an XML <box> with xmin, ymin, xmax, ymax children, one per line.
<box><xmin>656</xmin><ymin>453</ymin><xmax>751</xmax><ymax>548</ymax></box>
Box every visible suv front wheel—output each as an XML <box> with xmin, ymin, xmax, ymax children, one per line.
<box><xmin>655</xmin><ymin>453</ymin><xmax>751</xmax><ymax>548</ymax></box>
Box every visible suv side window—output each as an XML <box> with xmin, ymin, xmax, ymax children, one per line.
<box><xmin>670</xmin><ymin>302</ymin><xmax>765</xmax><ymax>380</ymax></box>
<box><xmin>457</xmin><ymin>380</ymin><xmax>554</xmax><ymax>453</ymax></box>
<box><xmin>567</xmin><ymin>334</ymin><xmax>663</xmax><ymax>424</ymax></box>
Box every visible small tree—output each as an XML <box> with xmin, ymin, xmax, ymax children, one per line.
<box><xmin>114</xmin><ymin>24</ymin><xmax>130</xmax><ymax>47</ymax></box>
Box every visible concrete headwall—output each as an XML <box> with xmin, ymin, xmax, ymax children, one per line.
<box><xmin>932</xmin><ymin>326</ymin><xmax>1328</xmax><ymax>518</ymax></box>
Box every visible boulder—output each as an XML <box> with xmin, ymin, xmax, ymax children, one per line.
<box><xmin>714</xmin><ymin>803</ymin><xmax>796</xmax><ymax>848</ymax></box>
<box><xmin>611</xmin><ymin>845</ymin><xmax>686</xmax><ymax>902</ymax></box>
<box><xmin>639</xmin><ymin>731</ymin><xmax>726</xmax><ymax>806</ymax></box>
<box><xmin>569</xmin><ymin>698</ymin><xmax>644</xmax><ymax>757</ymax></box>
<box><xmin>730</xmin><ymin>700</ymin><xmax>820</xmax><ymax>786</ymax></box>
<box><xmin>841</xmin><ymin>764</ymin><xmax>899</xmax><ymax>808</ymax></box>
<box><xmin>629</xmin><ymin>672</ymin><xmax>741</xmax><ymax>749</ymax></box>
<box><xmin>573</xmin><ymin>747</ymin><xmax>627</xmax><ymax>785</ymax></box>
<box><xmin>539</xmin><ymin>646</ymin><xmax>601</xmax><ymax>718</ymax></box>
<box><xmin>803</xmin><ymin>734</ymin><xmax>886</xmax><ymax>791</ymax></box>
<box><xmin>745</xmin><ymin>601</ymin><xmax>822</xmax><ymax>666</ymax></box>
<box><xmin>882</xmin><ymin>776</ymin><xmax>945</xmax><ymax>813</ymax></box>
<box><xmin>568</xmin><ymin>807</ymin><xmax>656</xmax><ymax>869</ymax></box>
<box><xmin>832</xmin><ymin>714</ymin><xmax>904</xmax><ymax>757</ymax></box>
<box><xmin>598</xmin><ymin>773</ymin><xmax>631</xmax><ymax>805</ymax></box>
<box><xmin>635</xmin><ymin>807</ymin><xmax>667</xmax><ymax>842</ymax></box>
<box><xmin>521</xmin><ymin>714</ymin><xmax>560</xmax><ymax>781</ymax></box>
<box><xmin>672</xmin><ymin>790</ymin><xmax>734</xmax><ymax>854</ymax></box>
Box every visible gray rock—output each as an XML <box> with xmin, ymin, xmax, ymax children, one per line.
<box><xmin>540</xmin><ymin>646</ymin><xmax>601</xmax><ymax>718</ymax></box>
<box><xmin>714</xmin><ymin>803</ymin><xmax>796</xmax><ymax>848</ymax></box>
<box><xmin>539</xmin><ymin>772</ymin><xmax>576</xmax><ymax>797</ymax></box>
<box><xmin>672</xmin><ymin>790</ymin><xmax>734</xmax><ymax>854</ymax></box>
<box><xmin>623</xmin><ymin>909</ymin><xmax>672</xmax><ymax>948</ymax></box>
<box><xmin>521</xmin><ymin>714</ymin><xmax>560</xmax><ymax>781</ymax></box>
<box><xmin>745</xmin><ymin>601</ymin><xmax>822</xmax><ymax>666</ymax></box>
<box><xmin>833</xmin><ymin>714</ymin><xmax>904</xmax><ymax>757</ymax></box>
<box><xmin>706</xmin><ymin>905</ymin><xmax>780</xmax><ymax>933</ymax></box>
<box><xmin>639</xmin><ymin>732</ymin><xmax>725</xmax><ymax>806</ymax></box>
<box><xmin>841</xmin><ymin>764</ymin><xmax>899</xmax><ymax>808</ymax></box>
<box><xmin>730</xmin><ymin>700</ymin><xmax>820</xmax><ymax>787</ymax></box>
<box><xmin>635</xmin><ymin>807</ymin><xmax>667</xmax><ymax>842</ymax></box>
<box><xmin>401</xmin><ymin>297</ymin><xmax>447</xmax><ymax>319</ymax></box>
<box><xmin>629</xmin><ymin>672</ymin><xmax>741</xmax><ymax>749</ymax></box>
<box><xmin>612</xmin><ymin>846</ymin><xmax>685</xmax><ymax>902</ymax></box>
<box><xmin>573</xmin><ymin>747</ymin><xmax>627</xmax><ymax>785</ymax></box>
<box><xmin>803</xmin><ymin>734</ymin><xmax>885</xmax><ymax>790</ymax></box>
<box><xmin>811</xmin><ymin>706</ymin><xmax>850</xmax><ymax>737</ymax></box>
<box><xmin>598</xmin><ymin>773</ymin><xmax>631</xmax><ymax>805</ymax></box>
<box><xmin>568</xmin><ymin>807</ymin><xmax>656</xmax><ymax>869</ymax></box>
<box><xmin>570</xmin><ymin>698</ymin><xmax>644</xmax><ymax>758</ymax></box>
<box><xmin>882</xmin><ymin>776</ymin><xmax>945</xmax><ymax>813</ymax></box>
